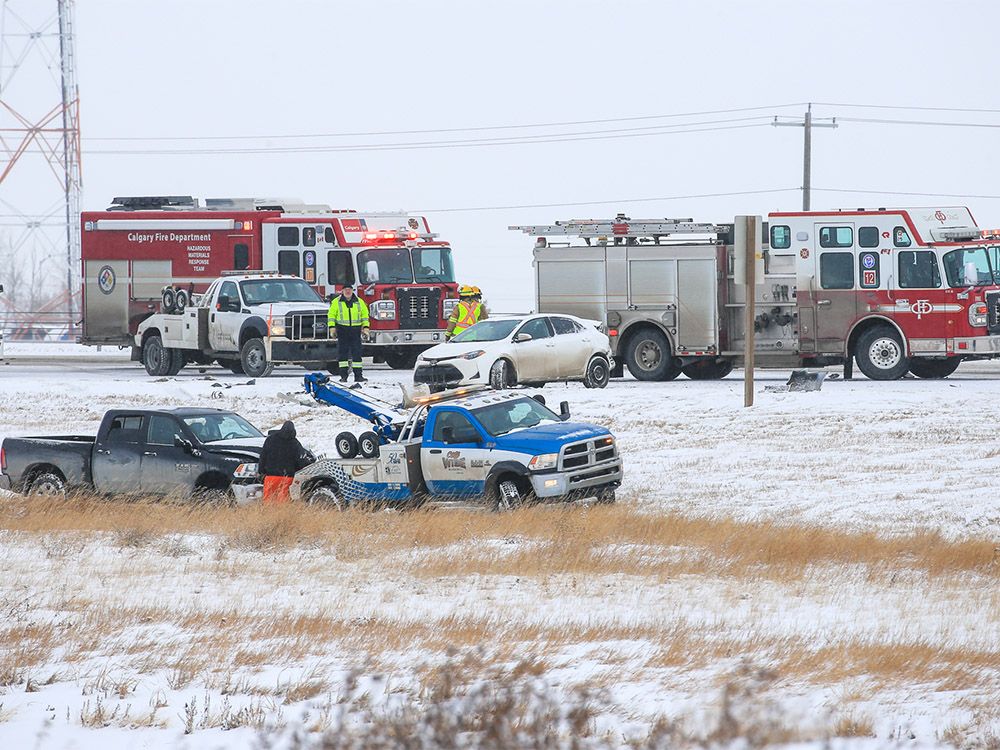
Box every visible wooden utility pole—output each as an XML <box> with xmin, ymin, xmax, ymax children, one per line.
<box><xmin>772</xmin><ymin>103</ymin><xmax>838</xmax><ymax>211</ymax></box>
<box><xmin>743</xmin><ymin>215</ymin><xmax>756</xmax><ymax>408</ymax></box>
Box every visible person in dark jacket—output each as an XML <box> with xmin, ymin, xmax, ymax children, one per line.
<box><xmin>259</xmin><ymin>420</ymin><xmax>305</xmax><ymax>505</ymax></box>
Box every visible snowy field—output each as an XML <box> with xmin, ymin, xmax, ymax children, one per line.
<box><xmin>1</xmin><ymin>344</ymin><xmax>998</xmax><ymax>748</ymax></box>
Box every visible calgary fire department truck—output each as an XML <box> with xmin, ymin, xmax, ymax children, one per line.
<box><xmin>514</xmin><ymin>207</ymin><xmax>1000</xmax><ymax>381</ymax></box>
<box><xmin>80</xmin><ymin>196</ymin><xmax>460</xmax><ymax>369</ymax></box>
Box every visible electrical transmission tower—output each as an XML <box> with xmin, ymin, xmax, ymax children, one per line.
<box><xmin>0</xmin><ymin>0</ymin><xmax>82</xmax><ymax>337</ymax></box>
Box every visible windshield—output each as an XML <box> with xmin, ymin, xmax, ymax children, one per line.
<box><xmin>239</xmin><ymin>279</ymin><xmax>322</xmax><ymax>305</ymax></box>
<box><xmin>411</xmin><ymin>247</ymin><xmax>456</xmax><ymax>283</ymax></box>
<box><xmin>942</xmin><ymin>247</ymin><xmax>997</xmax><ymax>287</ymax></box>
<box><xmin>182</xmin><ymin>413</ymin><xmax>263</xmax><ymax>443</ymax></box>
<box><xmin>452</xmin><ymin>319</ymin><xmax>519</xmax><ymax>343</ymax></box>
<box><xmin>357</xmin><ymin>248</ymin><xmax>414</xmax><ymax>284</ymax></box>
<box><xmin>474</xmin><ymin>398</ymin><xmax>562</xmax><ymax>437</ymax></box>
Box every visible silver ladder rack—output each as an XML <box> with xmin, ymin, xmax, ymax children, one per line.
<box><xmin>509</xmin><ymin>214</ymin><xmax>726</xmax><ymax>240</ymax></box>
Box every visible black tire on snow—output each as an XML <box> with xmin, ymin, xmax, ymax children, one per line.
<box><xmin>335</xmin><ymin>431</ymin><xmax>359</xmax><ymax>459</ymax></box>
<box><xmin>28</xmin><ymin>471</ymin><xmax>66</xmax><ymax>497</ymax></box>
<box><xmin>490</xmin><ymin>359</ymin><xmax>514</xmax><ymax>389</ymax></box>
<box><xmin>624</xmin><ymin>328</ymin><xmax>681</xmax><ymax>381</ymax></box>
<box><xmin>383</xmin><ymin>350</ymin><xmax>419</xmax><ymax>370</ymax></box>
<box><xmin>358</xmin><ymin>431</ymin><xmax>380</xmax><ymax>458</ymax></box>
<box><xmin>143</xmin><ymin>335</ymin><xmax>171</xmax><ymax>376</ymax></box>
<box><xmin>855</xmin><ymin>325</ymin><xmax>909</xmax><ymax>381</ymax></box>
<box><xmin>682</xmin><ymin>359</ymin><xmax>734</xmax><ymax>380</ymax></box>
<box><xmin>165</xmin><ymin>348</ymin><xmax>185</xmax><ymax>376</ymax></box>
<box><xmin>240</xmin><ymin>338</ymin><xmax>273</xmax><ymax>378</ymax></box>
<box><xmin>908</xmin><ymin>357</ymin><xmax>960</xmax><ymax>379</ymax></box>
<box><xmin>582</xmin><ymin>356</ymin><xmax>611</xmax><ymax>388</ymax></box>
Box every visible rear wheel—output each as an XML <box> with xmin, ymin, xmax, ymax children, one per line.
<box><xmin>490</xmin><ymin>359</ymin><xmax>515</xmax><ymax>389</ymax></box>
<box><xmin>383</xmin><ymin>349</ymin><xmax>419</xmax><ymax>370</ymax></box>
<box><xmin>624</xmin><ymin>328</ymin><xmax>681</xmax><ymax>381</ymax></box>
<box><xmin>240</xmin><ymin>338</ymin><xmax>273</xmax><ymax>378</ymax></box>
<box><xmin>335</xmin><ymin>431</ymin><xmax>359</xmax><ymax>459</ymax></box>
<box><xmin>358</xmin><ymin>431</ymin><xmax>380</xmax><ymax>458</ymax></box>
<box><xmin>142</xmin><ymin>335</ymin><xmax>170</xmax><ymax>376</ymax></box>
<box><xmin>908</xmin><ymin>357</ymin><xmax>960</xmax><ymax>379</ymax></box>
<box><xmin>165</xmin><ymin>348</ymin><xmax>185</xmax><ymax>376</ymax></box>
<box><xmin>855</xmin><ymin>326</ymin><xmax>909</xmax><ymax>381</ymax></box>
<box><xmin>682</xmin><ymin>359</ymin><xmax>734</xmax><ymax>380</ymax></box>
<box><xmin>28</xmin><ymin>471</ymin><xmax>66</xmax><ymax>497</ymax></box>
<box><xmin>305</xmin><ymin>482</ymin><xmax>343</xmax><ymax>509</ymax></box>
<box><xmin>582</xmin><ymin>356</ymin><xmax>611</xmax><ymax>388</ymax></box>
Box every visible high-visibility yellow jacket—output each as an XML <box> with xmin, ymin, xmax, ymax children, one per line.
<box><xmin>328</xmin><ymin>295</ymin><xmax>370</xmax><ymax>327</ymax></box>
<box><xmin>446</xmin><ymin>300</ymin><xmax>486</xmax><ymax>338</ymax></box>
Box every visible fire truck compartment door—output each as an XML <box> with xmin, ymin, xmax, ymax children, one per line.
<box><xmin>676</xmin><ymin>259</ymin><xmax>718</xmax><ymax>350</ymax></box>
<box><xmin>131</xmin><ymin>260</ymin><xmax>173</xmax><ymax>301</ymax></box>
<box><xmin>84</xmin><ymin>260</ymin><xmax>129</xmax><ymax>341</ymax></box>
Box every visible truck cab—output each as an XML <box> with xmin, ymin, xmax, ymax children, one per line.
<box><xmin>290</xmin><ymin>382</ymin><xmax>622</xmax><ymax>509</ymax></box>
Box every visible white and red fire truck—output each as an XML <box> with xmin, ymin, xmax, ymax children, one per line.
<box><xmin>80</xmin><ymin>196</ymin><xmax>460</xmax><ymax>369</ymax></box>
<box><xmin>520</xmin><ymin>206</ymin><xmax>1000</xmax><ymax>380</ymax></box>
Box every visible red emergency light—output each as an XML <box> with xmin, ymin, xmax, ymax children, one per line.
<box><xmin>362</xmin><ymin>229</ymin><xmax>423</xmax><ymax>243</ymax></box>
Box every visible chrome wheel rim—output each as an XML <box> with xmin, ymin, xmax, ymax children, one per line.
<box><xmin>869</xmin><ymin>337</ymin><xmax>902</xmax><ymax>370</ymax></box>
<box><xmin>636</xmin><ymin>341</ymin><xmax>662</xmax><ymax>370</ymax></box>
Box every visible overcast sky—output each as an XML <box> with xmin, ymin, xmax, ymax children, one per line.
<box><xmin>8</xmin><ymin>0</ymin><xmax>1000</xmax><ymax>310</ymax></box>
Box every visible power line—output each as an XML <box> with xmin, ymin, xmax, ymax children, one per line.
<box><xmin>413</xmin><ymin>188</ymin><xmax>799</xmax><ymax>213</ymax></box>
<box><xmin>814</xmin><ymin>188</ymin><xmax>1000</xmax><ymax>200</ymax></box>
<box><xmin>838</xmin><ymin>117</ymin><xmax>1000</xmax><ymax>129</ymax></box>
<box><xmin>85</xmin><ymin>120</ymin><xmax>772</xmax><ymax>156</ymax></box>
<box><xmin>81</xmin><ymin>103</ymin><xmax>806</xmax><ymax>142</ymax></box>
<box><xmin>814</xmin><ymin>102</ymin><xmax>1000</xmax><ymax>115</ymax></box>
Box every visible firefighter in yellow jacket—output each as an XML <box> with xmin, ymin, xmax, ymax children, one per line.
<box><xmin>328</xmin><ymin>285</ymin><xmax>370</xmax><ymax>383</ymax></box>
<box><xmin>446</xmin><ymin>285</ymin><xmax>488</xmax><ymax>340</ymax></box>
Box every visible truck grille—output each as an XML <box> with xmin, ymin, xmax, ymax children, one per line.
<box><xmin>284</xmin><ymin>311</ymin><xmax>330</xmax><ymax>340</ymax></box>
<box><xmin>558</xmin><ymin>437</ymin><xmax>617</xmax><ymax>471</ymax></box>
<box><xmin>987</xmin><ymin>291</ymin><xmax>1000</xmax><ymax>334</ymax></box>
<box><xmin>398</xmin><ymin>288</ymin><xmax>441</xmax><ymax>331</ymax></box>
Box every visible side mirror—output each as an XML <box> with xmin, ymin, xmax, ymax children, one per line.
<box><xmin>514</xmin><ymin>333</ymin><xmax>533</xmax><ymax>343</ymax></box>
<box><xmin>217</xmin><ymin>294</ymin><xmax>230</xmax><ymax>311</ymax></box>
<box><xmin>174</xmin><ymin>435</ymin><xmax>193</xmax><ymax>453</ymax></box>
<box><xmin>559</xmin><ymin>401</ymin><xmax>571</xmax><ymax>421</ymax></box>
<box><xmin>441</xmin><ymin>426</ymin><xmax>455</xmax><ymax>444</ymax></box>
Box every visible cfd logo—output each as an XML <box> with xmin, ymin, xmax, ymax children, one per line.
<box><xmin>910</xmin><ymin>300</ymin><xmax>932</xmax><ymax>319</ymax></box>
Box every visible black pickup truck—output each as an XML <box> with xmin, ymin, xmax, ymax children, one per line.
<box><xmin>0</xmin><ymin>408</ymin><xmax>271</xmax><ymax>502</ymax></box>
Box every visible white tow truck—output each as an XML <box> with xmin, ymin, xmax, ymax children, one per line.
<box><xmin>135</xmin><ymin>273</ymin><xmax>337</xmax><ymax>377</ymax></box>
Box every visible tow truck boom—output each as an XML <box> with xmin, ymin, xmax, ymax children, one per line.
<box><xmin>303</xmin><ymin>373</ymin><xmax>406</xmax><ymax>443</ymax></box>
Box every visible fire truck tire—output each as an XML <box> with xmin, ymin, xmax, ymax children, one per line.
<box><xmin>142</xmin><ymin>335</ymin><xmax>171</xmax><ymax>376</ymax></box>
<box><xmin>165</xmin><ymin>348</ymin><xmax>185</xmax><ymax>376</ymax></box>
<box><xmin>160</xmin><ymin>287</ymin><xmax>177</xmax><ymax>314</ymax></box>
<box><xmin>582</xmin><ymin>356</ymin><xmax>611</xmax><ymax>389</ymax></box>
<box><xmin>239</xmin><ymin>338</ymin><xmax>273</xmax><ymax>378</ymax></box>
<box><xmin>358</xmin><ymin>431</ymin><xmax>380</xmax><ymax>458</ymax></box>
<box><xmin>855</xmin><ymin>326</ymin><xmax>909</xmax><ymax>380</ymax></box>
<box><xmin>624</xmin><ymin>328</ymin><xmax>680</xmax><ymax>381</ymax></box>
<box><xmin>335</xmin><ymin>431</ymin><xmax>359</xmax><ymax>459</ymax></box>
<box><xmin>682</xmin><ymin>359</ymin><xmax>734</xmax><ymax>380</ymax></box>
<box><xmin>490</xmin><ymin>359</ymin><xmax>515</xmax><ymax>389</ymax></box>
<box><xmin>383</xmin><ymin>349</ymin><xmax>419</xmax><ymax>370</ymax></box>
<box><xmin>908</xmin><ymin>357</ymin><xmax>960</xmax><ymax>379</ymax></box>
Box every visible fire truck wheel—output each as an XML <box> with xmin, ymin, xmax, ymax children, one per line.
<box><xmin>624</xmin><ymin>328</ymin><xmax>680</xmax><ymax>381</ymax></box>
<box><xmin>855</xmin><ymin>326</ymin><xmax>909</xmax><ymax>380</ymax></box>
<box><xmin>240</xmin><ymin>338</ymin><xmax>273</xmax><ymax>378</ymax></box>
<box><xmin>358</xmin><ymin>431</ymin><xmax>380</xmax><ymax>458</ymax></box>
<box><xmin>490</xmin><ymin>359</ymin><xmax>515</xmax><ymax>389</ymax></box>
<box><xmin>908</xmin><ymin>357</ymin><xmax>960</xmax><ymax>379</ymax></box>
<box><xmin>142</xmin><ymin>335</ymin><xmax>170</xmax><ymax>376</ymax></box>
<box><xmin>682</xmin><ymin>359</ymin><xmax>734</xmax><ymax>380</ymax></box>
<box><xmin>335</xmin><ymin>431</ymin><xmax>359</xmax><ymax>459</ymax></box>
<box><xmin>582</xmin><ymin>356</ymin><xmax>611</xmax><ymax>388</ymax></box>
<box><xmin>165</xmin><ymin>348</ymin><xmax>185</xmax><ymax>376</ymax></box>
<box><xmin>383</xmin><ymin>350</ymin><xmax>419</xmax><ymax>370</ymax></box>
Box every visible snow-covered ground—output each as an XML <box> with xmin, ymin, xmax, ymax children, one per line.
<box><xmin>1</xmin><ymin>345</ymin><xmax>998</xmax><ymax>748</ymax></box>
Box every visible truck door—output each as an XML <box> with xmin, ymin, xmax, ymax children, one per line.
<box><xmin>92</xmin><ymin>414</ymin><xmax>146</xmax><ymax>494</ymax></box>
<box><xmin>83</xmin><ymin>260</ymin><xmax>129</xmax><ymax>343</ymax></box>
<box><xmin>421</xmin><ymin>409</ymin><xmax>489</xmax><ymax>497</ymax></box>
<box><xmin>811</xmin><ymin>223</ymin><xmax>858</xmax><ymax>353</ymax></box>
<box><xmin>510</xmin><ymin>317</ymin><xmax>557</xmax><ymax>381</ymax></box>
<box><xmin>208</xmin><ymin>280</ymin><xmax>242</xmax><ymax>352</ymax></box>
<box><xmin>141</xmin><ymin>414</ymin><xmax>203</xmax><ymax>496</ymax></box>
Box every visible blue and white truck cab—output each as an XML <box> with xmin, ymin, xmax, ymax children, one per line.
<box><xmin>290</xmin><ymin>375</ymin><xmax>623</xmax><ymax>509</ymax></box>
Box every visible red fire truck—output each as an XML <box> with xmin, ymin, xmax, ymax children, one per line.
<box><xmin>80</xmin><ymin>196</ymin><xmax>460</xmax><ymax>368</ymax></box>
<box><xmin>523</xmin><ymin>206</ymin><xmax>1000</xmax><ymax>381</ymax></box>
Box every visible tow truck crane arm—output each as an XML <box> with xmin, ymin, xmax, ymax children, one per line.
<box><xmin>302</xmin><ymin>373</ymin><xmax>406</xmax><ymax>443</ymax></box>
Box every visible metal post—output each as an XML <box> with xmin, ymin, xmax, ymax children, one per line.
<box><xmin>802</xmin><ymin>104</ymin><xmax>812</xmax><ymax>211</ymax></box>
<box><xmin>744</xmin><ymin>215</ymin><xmax>756</xmax><ymax>408</ymax></box>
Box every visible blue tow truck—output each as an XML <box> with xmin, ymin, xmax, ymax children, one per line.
<box><xmin>290</xmin><ymin>373</ymin><xmax>623</xmax><ymax>509</ymax></box>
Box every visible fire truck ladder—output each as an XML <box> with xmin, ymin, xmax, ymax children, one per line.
<box><xmin>509</xmin><ymin>214</ymin><xmax>727</xmax><ymax>244</ymax></box>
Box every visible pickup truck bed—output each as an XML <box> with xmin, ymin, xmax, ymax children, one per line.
<box><xmin>1</xmin><ymin>436</ymin><xmax>95</xmax><ymax>492</ymax></box>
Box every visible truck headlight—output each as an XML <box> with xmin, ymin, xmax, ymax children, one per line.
<box><xmin>443</xmin><ymin>298</ymin><xmax>459</xmax><ymax>318</ymax></box>
<box><xmin>969</xmin><ymin>302</ymin><xmax>988</xmax><ymax>327</ymax></box>
<box><xmin>269</xmin><ymin>323</ymin><xmax>286</xmax><ymax>337</ymax></box>
<box><xmin>234</xmin><ymin>462</ymin><xmax>259</xmax><ymax>479</ymax></box>
<box><xmin>528</xmin><ymin>453</ymin><xmax>558</xmax><ymax>471</ymax></box>
<box><xmin>462</xmin><ymin>350</ymin><xmax>486</xmax><ymax>360</ymax></box>
<box><xmin>373</xmin><ymin>300</ymin><xmax>396</xmax><ymax>321</ymax></box>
